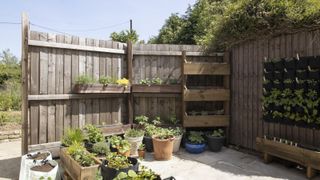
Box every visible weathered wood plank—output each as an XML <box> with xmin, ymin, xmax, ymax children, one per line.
<box><xmin>184</xmin><ymin>63</ymin><xmax>230</xmax><ymax>75</ymax></box>
<box><xmin>184</xmin><ymin>114</ymin><xmax>230</xmax><ymax>127</ymax></box>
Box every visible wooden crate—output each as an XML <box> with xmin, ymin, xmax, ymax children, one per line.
<box><xmin>184</xmin><ymin>62</ymin><xmax>230</xmax><ymax>75</ymax></box>
<box><xmin>131</xmin><ymin>84</ymin><xmax>181</xmax><ymax>93</ymax></box>
<box><xmin>256</xmin><ymin>137</ymin><xmax>320</xmax><ymax>178</ymax></box>
<box><xmin>183</xmin><ymin>114</ymin><xmax>230</xmax><ymax>127</ymax></box>
<box><xmin>184</xmin><ymin>88</ymin><xmax>230</xmax><ymax>101</ymax></box>
<box><xmin>60</xmin><ymin>148</ymin><xmax>101</xmax><ymax>180</ymax></box>
<box><xmin>73</xmin><ymin>84</ymin><xmax>130</xmax><ymax>94</ymax></box>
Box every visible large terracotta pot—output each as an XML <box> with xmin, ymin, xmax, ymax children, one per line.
<box><xmin>152</xmin><ymin>136</ymin><xmax>175</xmax><ymax>160</ymax></box>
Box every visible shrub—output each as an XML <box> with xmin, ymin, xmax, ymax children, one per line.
<box><xmin>84</xmin><ymin>124</ymin><xmax>104</xmax><ymax>144</ymax></box>
<box><xmin>0</xmin><ymin>111</ymin><xmax>21</xmax><ymax>126</ymax></box>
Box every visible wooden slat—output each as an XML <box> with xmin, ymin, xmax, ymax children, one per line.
<box><xmin>131</xmin><ymin>84</ymin><xmax>181</xmax><ymax>93</ymax></box>
<box><xmin>28</xmin><ymin>93</ymin><xmax>126</xmax><ymax>100</ymax></box>
<box><xmin>184</xmin><ymin>88</ymin><xmax>230</xmax><ymax>101</ymax></box>
<box><xmin>28</xmin><ymin>39</ymin><xmax>126</xmax><ymax>54</ymax></box>
<box><xmin>133</xmin><ymin>50</ymin><xmax>224</xmax><ymax>56</ymax></box>
<box><xmin>183</xmin><ymin>114</ymin><xmax>230</xmax><ymax>127</ymax></box>
<box><xmin>184</xmin><ymin>63</ymin><xmax>230</xmax><ymax>75</ymax></box>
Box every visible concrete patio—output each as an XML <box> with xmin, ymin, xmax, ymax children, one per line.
<box><xmin>0</xmin><ymin>141</ymin><xmax>318</xmax><ymax>180</ymax></box>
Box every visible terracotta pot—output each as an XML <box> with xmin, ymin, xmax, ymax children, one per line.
<box><xmin>119</xmin><ymin>150</ymin><xmax>130</xmax><ymax>157</ymax></box>
<box><xmin>138</xmin><ymin>150</ymin><xmax>145</xmax><ymax>159</ymax></box>
<box><xmin>152</xmin><ymin>136</ymin><xmax>175</xmax><ymax>160</ymax></box>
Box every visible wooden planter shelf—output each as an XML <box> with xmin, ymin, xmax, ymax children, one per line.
<box><xmin>60</xmin><ymin>148</ymin><xmax>101</xmax><ymax>180</ymax></box>
<box><xmin>131</xmin><ymin>84</ymin><xmax>181</xmax><ymax>93</ymax></box>
<box><xmin>73</xmin><ymin>84</ymin><xmax>130</xmax><ymax>94</ymax></box>
<box><xmin>184</xmin><ymin>88</ymin><xmax>230</xmax><ymax>101</ymax></box>
<box><xmin>256</xmin><ymin>137</ymin><xmax>320</xmax><ymax>178</ymax></box>
<box><xmin>183</xmin><ymin>114</ymin><xmax>230</xmax><ymax>127</ymax></box>
<box><xmin>184</xmin><ymin>62</ymin><xmax>230</xmax><ymax>75</ymax></box>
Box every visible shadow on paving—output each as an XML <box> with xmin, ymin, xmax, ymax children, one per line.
<box><xmin>0</xmin><ymin>157</ymin><xmax>20</xmax><ymax>180</ymax></box>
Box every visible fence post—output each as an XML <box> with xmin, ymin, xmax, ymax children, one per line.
<box><xmin>21</xmin><ymin>12</ymin><xmax>29</xmax><ymax>155</ymax></box>
<box><xmin>127</xmin><ymin>41</ymin><xmax>133</xmax><ymax>126</ymax></box>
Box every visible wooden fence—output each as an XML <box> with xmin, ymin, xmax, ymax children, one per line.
<box><xmin>230</xmin><ymin>29</ymin><xmax>320</xmax><ymax>151</ymax></box>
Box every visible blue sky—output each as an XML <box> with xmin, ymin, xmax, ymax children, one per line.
<box><xmin>0</xmin><ymin>0</ymin><xmax>196</xmax><ymax>58</ymax></box>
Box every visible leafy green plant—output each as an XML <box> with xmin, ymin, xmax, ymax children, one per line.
<box><xmin>283</xmin><ymin>79</ymin><xmax>294</xmax><ymax>83</ymax></box>
<box><xmin>210</xmin><ymin>129</ymin><xmax>224</xmax><ymax>137</ymax></box>
<box><xmin>154</xmin><ymin>128</ymin><xmax>175</xmax><ymax>140</ymax></box>
<box><xmin>108</xmin><ymin>135</ymin><xmax>122</xmax><ymax>148</ymax></box>
<box><xmin>92</xmin><ymin>142</ymin><xmax>110</xmax><ymax>155</ymax></box>
<box><xmin>169</xmin><ymin>78</ymin><xmax>178</xmax><ymax>84</ymax></box>
<box><xmin>134</xmin><ymin>115</ymin><xmax>149</xmax><ymax>125</ymax></box>
<box><xmin>98</xmin><ymin>76</ymin><xmax>115</xmax><ymax>85</ymax></box>
<box><xmin>138</xmin><ymin>144</ymin><xmax>145</xmax><ymax>151</ymax></box>
<box><xmin>84</xmin><ymin>124</ymin><xmax>104</xmax><ymax>144</ymax></box>
<box><xmin>170</xmin><ymin>127</ymin><xmax>183</xmax><ymax>137</ymax></box>
<box><xmin>114</xmin><ymin>166</ymin><xmax>159</xmax><ymax>180</ymax></box>
<box><xmin>105</xmin><ymin>153</ymin><xmax>132</xmax><ymax>170</ymax></box>
<box><xmin>118</xmin><ymin>139</ymin><xmax>131</xmax><ymax>154</ymax></box>
<box><xmin>151</xmin><ymin>77</ymin><xmax>163</xmax><ymax>85</ymax></box>
<box><xmin>61</xmin><ymin>128</ymin><xmax>84</xmax><ymax>147</ymax></box>
<box><xmin>139</xmin><ymin>78</ymin><xmax>151</xmax><ymax>85</ymax></box>
<box><xmin>125</xmin><ymin>129</ymin><xmax>144</xmax><ymax>138</ymax></box>
<box><xmin>168</xmin><ymin>115</ymin><xmax>180</xmax><ymax>125</ymax></box>
<box><xmin>188</xmin><ymin>131</ymin><xmax>205</xmax><ymax>144</ymax></box>
<box><xmin>144</xmin><ymin>124</ymin><xmax>160</xmax><ymax>137</ymax></box>
<box><xmin>75</xmin><ymin>75</ymin><xmax>95</xmax><ymax>85</ymax></box>
<box><xmin>67</xmin><ymin>142</ymin><xmax>95</xmax><ymax>167</ymax></box>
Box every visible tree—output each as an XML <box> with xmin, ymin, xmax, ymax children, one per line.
<box><xmin>110</xmin><ymin>30</ymin><xmax>139</xmax><ymax>43</ymax></box>
<box><xmin>0</xmin><ymin>49</ymin><xmax>19</xmax><ymax>65</ymax></box>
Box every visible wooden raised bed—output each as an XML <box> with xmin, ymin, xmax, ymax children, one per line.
<box><xmin>60</xmin><ymin>148</ymin><xmax>101</xmax><ymax>180</ymax></box>
<box><xmin>184</xmin><ymin>62</ymin><xmax>230</xmax><ymax>75</ymax></box>
<box><xmin>73</xmin><ymin>84</ymin><xmax>130</xmax><ymax>94</ymax></box>
<box><xmin>183</xmin><ymin>113</ymin><xmax>230</xmax><ymax>127</ymax></box>
<box><xmin>184</xmin><ymin>88</ymin><xmax>230</xmax><ymax>101</ymax></box>
<box><xmin>131</xmin><ymin>84</ymin><xmax>181</xmax><ymax>93</ymax></box>
<box><xmin>256</xmin><ymin>137</ymin><xmax>320</xmax><ymax>178</ymax></box>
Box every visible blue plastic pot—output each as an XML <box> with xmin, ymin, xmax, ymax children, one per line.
<box><xmin>185</xmin><ymin>142</ymin><xmax>206</xmax><ymax>154</ymax></box>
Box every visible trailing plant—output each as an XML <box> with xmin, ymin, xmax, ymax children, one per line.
<box><xmin>105</xmin><ymin>153</ymin><xmax>132</xmax><ymax>170</ymax></box>
<box><xmin>92</xmin><ymin>142</ymin><xmax>110</xmax><ymax>155</ymax></box>
<box><xmin>210</xmin><ymin>129</ymin><xmax>224</xmax><ymax>137</ymax></box>
<box><xmin>84</xmin><ymin>124</ymin><xmax>104</xmax><ymax>144</ymax></box>
<box><xmin>67</xmin><ymin>142</ymin><xmax>95</xmax><ymax>167</ymax></box>
<box><xmin>188</xmin><ymin>131</ymin><xmax>205</xmax><ymax>144</ymax></box>
<box><xmin>61</xmin><ymin>128</ymin><xmax>84</xmax><ymax>147</ymax></box>
<box><xmin>75</xmin><ymin>75</ymin><xmax>95</xmax><ymax>85</ymax></box>
<box><xmin>125</xmin><ymin>129</ymin><xmax>144</xmax><ymax>138</ymax></box>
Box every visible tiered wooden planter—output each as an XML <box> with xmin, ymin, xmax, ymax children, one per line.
<box><xmin>60</xmin><ymin>148</ymin><xmax>101</xmax><ymax>180</ymax></box>
<box><xmin>256</xmin><ymin>137</ymin><xmax>320</xmax><ymax>178</ymax></box>
<box><xmin>73</xmin><ymin>84</ymin><xmax>130</xmax><ymax>94</ymax></box>
<box><xmin>132</xmin><ymin>84</ymin><xmax>181</xmax><ymax>93</ymax></box>
<box><xmin>182</xmin><ymin>52</ymin><xmax>231</xmax><ymax>128</ymax></box>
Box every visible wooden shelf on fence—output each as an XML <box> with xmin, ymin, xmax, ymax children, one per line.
<box><xmin>184</xmin><ymin>88</ymin><xmax>230</xmax><ymax>101</ymax></box>
<box><xmin>183</xmin><ymin>114</ymin><xmax>230</xmax><ymax>127</ymax></box>
<box><xmin>99</xmin><ymin>124</ymin><xmax>131</xmax><ymax>136</ymax></box>
<box><xmin>73</xmin><ymin>84</ymin><xmax>130</xmax><ymax>94</ymax></box>
<box><xmin>256</xmin><ymin>137</ymin><xmax>320</xmax><ymax>179</ymax></box>
<box><xmin>131</xmin><ymin>84</ymin><xmax>181</xmax><ymax>93</ymax></box>
<box><xmin>184</xmin><ymin>62</ymin><xmax>230</xmax><ymax>75</ymax></box>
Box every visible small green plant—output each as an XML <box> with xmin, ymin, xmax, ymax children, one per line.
<box><xmin>151</xmin><ymin>77</ymin><xmax>163</xmax><ymax>85</ymax></box>
<box><xmin>134</xmin><ymin>115</ymin><xmax>149</xmax><ymax>125</ymax></box>
<box><xmin>152</xmin><ymin>116</ymin><xmax>161</xmax><ymax>125</ymax></box>
<box><xmin>92</xmin><ymin>142</ymin><xmax>110</xmax><ymax>155</ymax></box>
<box><xmin>61</xmin><ymin>128</ymin><xmax>84</xmax><ymax>147</ymax></box>
<box><xmin>75</xmin><ymin>75</ymin><xmax>95</xmax><ymax>85</ymax></box>
<box><xmin>170</xmin><ymin>127</ymin><xmax>183</xmax><ymax>137</ymax></box>
<box><xmin>168</xmin><ymin>115</ymin><xmax>180</xmax><ymax>125</ymax></box>
<box><xmin>118</xmin><ymin>139</ymin><xmax>131</xmax><ymax>154</ymax></box>
<box><xmin>144</xmin><ymin>124</ymin><xmax>160</xmax><ymax>137</ymax></box>
<box><xmin>67</xmin><ymin>142</ymin><xmax>95</xmax><ymax>167</ymax></box>
<box><xmin>106</xmin><ymin>153</ymin><xmax>132</xmax><ymax>170</ymax></box>
<box><xmin>283</xmin><ymin>79</ymin><xmax>294</xmax><ymax>83</ymax></box>
<box><xmin>138</xmin><ymin>144</ymin><xmax>145</xmax><ymax>151</ymax></box>
<box><xmin>169</xmin><ymin>78</ymin><xmax>178</xmax><ymax>84</ymax></box>
<box><xmin>139</xmin><ymin>78</ymin><xmax>151</xmax><ymax>85</ymax></box>
<box><xmin>125</xmin><ymin>129</ymin><xmax>144</xmax><ymax>138</ymax></box>
<box><xmin>108</xmin><ymin>135</ymin><xmax>122</xmax><ymax>148</ymax></box>
<box><xmin>114</xmin><ymin>166</ymin><xmax>159</xmax><ymax>180</ymax></box>
<box><xmin>210</xmin><ymin>129</ymin><xmax>224</xmax><ymax>137</ymax></box>
<box><xmin>154</xmin><ymin>128</ymin><xmax>175</xmax><ymax>140</ymax></box>
<box><xmin>188</xmin><ymin>131</ymin><xmax>205</xmax><ymax>144</ymax></box>
<box><xmin>84</xmin><ymin>124</ymin><xmax>104</xmax><ymax>144</ymax></box>
<box><xmin>98</xmin><ymin>76</ymin><xmax>115</xmax><ymax>85</ymax></box>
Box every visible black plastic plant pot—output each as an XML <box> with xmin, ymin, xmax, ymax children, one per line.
<box><xmin>309</xmin><ymin>56</ymin><xmax>320</xmax><ymax>69</ymax></box>
<box><xmin>264</xmin><ymin>72</ymin><xmax>273</xmax><ymax>80</ymax></box>
<box><xmin>100</xmin><ymin>157</ymin><xmax>139</xmax><ymax>180</ymax></box>
<box><xmin>84</xmin><ymin>140</ymin><xmax>93</xmax><ymax>152</ymax></box>
<box><xmin>296</xmin><ymin>71</ymin><xmax>308</xmax><ymax>80</ymax></box>
<box><xmin>284</xmin><ymin>58</ymin><xmax>296</xmax><ymax>70</ymax></box>
<box><xmin>297</xmin><ymin>57</ymin><xmax>309</xmax><ymax>70</ymax></box>
<box><xmin>308</xmin><ymin>70</ymin><xmax>319</xmax><ymax>80</ymax></box>
<box><xmin>273</xmin><ymin>60</ymin><xmax>284</xmax><ymax>71</ymax></box>
<box><xmin>206</xmin><ymin>135</ymin><xmax>225</xmax><ymax>152</ymax></box>
<box><xmin>283</xmin><ymin>70</ymin><xmax>295</xmax><ymax>79</ymax></box>
<box><xmin>295</xmin><ymin>82</ymin><xmax>308</xmax><ymax>90</ymax></box>
<box><xmin>264</xmin><ymin>61</ymin><xmax>273</xmax><ymax>72</ymax></box>
<box><xmin>283</xmin><ymin>82</ymin><xmax>294</xmax><ymax>89</ymax></box>
<box><xmin>274</xmin><ymin>72</ymin><xmax>283</xmax><ymax>80</ymax></box>
<box><xmin>143</xmin><ymin>136</ymin><xmax>154</xmax><ymax>152</ymax></box>
<box><xmin>273</xmin><ymin>83</ymin><xmax>283</xmax><ymax>90</ymax></box>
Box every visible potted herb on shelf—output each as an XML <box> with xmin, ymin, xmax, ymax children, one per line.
<box><xmin>83</xmin><ymin>124</ymin><xmax>105</xmax><ymax>151</ymax></box>
<box><xmin>206</xmin><ymin>129</ymin><xmax>225</xmax><ymax>152</ymax></box>
<box><xmin>100</xmin><ymin>153</ymin><xmax>139</xmax><ymax>180</ymax></box>
<box><xmin>138</xmin><ymin>144</ymin><xmax>145</xmax><ymax>159</ymax></box>
<box><xmin>108</xmin><ymin>135</ymin><xmax>123</xmax><ymax>152</ymax></box>
<box><xmin>185</xmin><ymin>131</ymin><xmax>206</xmax><ymax>154</ymax></box>
<box><xmin>124</xmin><ymin>129</ymin><xmax>144</xmax><ymax>156</ymax></box>
<box><xmin>171</xmin><ymin>127</ymin><xmax>183</xmax><ymax>153</ymax></box>
<box><xmin>152</xmin><ymin>128</ymin><xmax>175</xmax><ymax>160</ymax></box>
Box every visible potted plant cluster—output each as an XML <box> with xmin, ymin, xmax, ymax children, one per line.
<box><xmin>138</xmin><ymin>144</ymin><xmax>146</xmax><ymax>159</ymax></box>
<box><xmin>83</xmin><ymin>124</ymin><xmax>105</xmax><ymax>151</ymax></box>
<box><xmin>92</xmin><ymin>141</ymin><xmax>110</xmax><ymax>160</ymax></box>
<box><xmin>108</xmin><ymin>135</ymin><xmax>131</xmax><ymax>157</ymax></box>
<box><xmin>114</xmin><ymin>166</ymin><xmax>161</xmax><ymax>180</ymax></box>
<box><xmin>124</xmin><ymin>129</ymin><xmax>144</xmax><ymax>156</ymax></box>
<box><xmin>206</xmin><ymin>129</ymin><xmax>225</xmax><ymax>152</ymax></box>
<box><xmin>185</xmin><ymin>131</ymin><xmax>206</xmax><ymax>154</ymax></box>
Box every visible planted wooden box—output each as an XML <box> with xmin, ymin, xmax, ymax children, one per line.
<box><xmin>131</xmin><ymin>84</ymin><xmax>181</xmax><ymax>93</ymax></box>
<box><xmin>60</xmin><ymin>148</ymin><xmax>101</xmax><ymax>180</ymax></box>
<box><xmin>184</xmin><ymin>88</ymin><xmax>230</xmax><ymax>101</ymax></box>
<box><xmin>183</xmin><ymin>113</ymin><xmax>230</xmax><ymax>127</ymax></box>
<box><xmin>73</xmin><ymin>84</ymin><xmax>130</xmax><ymax>94</ymax></box>
<box><xmin>256</xmin><ymin>137</ymin><xmax>320</xmax><ymax>178</ymax></box>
